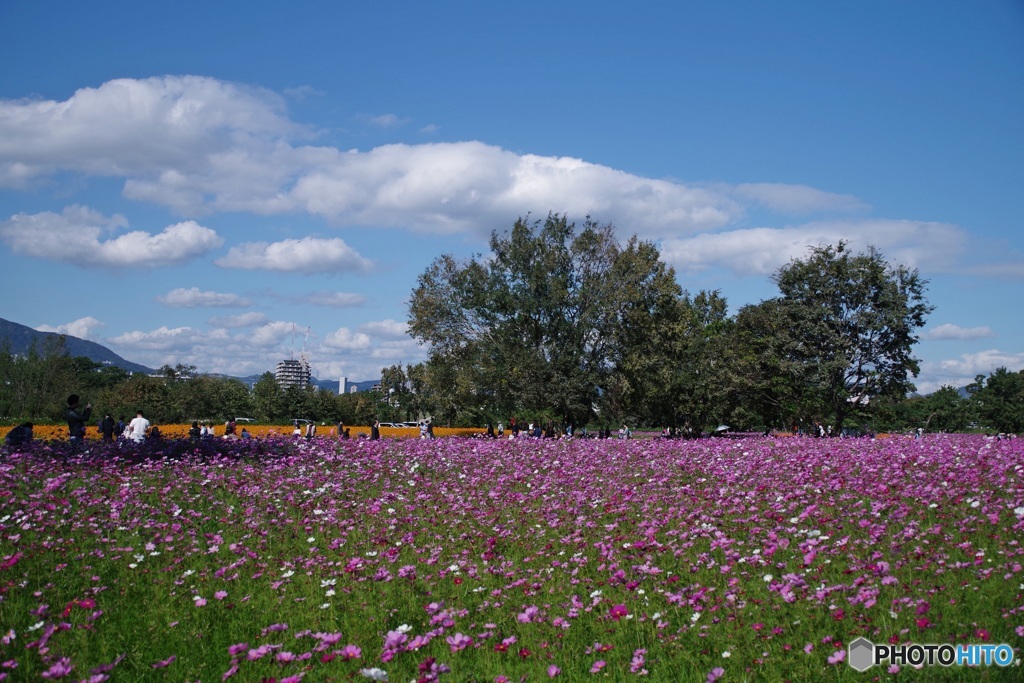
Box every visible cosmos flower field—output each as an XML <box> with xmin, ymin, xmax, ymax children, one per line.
<box><xmin>1</xmin><ymin>434</ymin><xmax>1022</xmax><ymax>682</ymax></box>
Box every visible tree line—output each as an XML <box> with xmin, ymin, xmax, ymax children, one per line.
<box><xmin>400</xmin><ymin>214</ymin><xmax>1022</xmax><ymax>434</ymax></box>
<box><xmin>2</xmin><ymin>214</ymin><xmax>1021</xmax><ymax>434</ymax></box>
<box><xmin>0</xmin><ymin>343</ymin><xmax>383</xmax><ymax>428</ymax></box>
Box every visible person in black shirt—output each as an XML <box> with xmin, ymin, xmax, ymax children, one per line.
<box><xmin>101</xmin><ymin>414</ymin><xmax>115</xmax><ymax>442</ymax></box>
<box><xmin>65</xmin><ymin>394</ymin><xmax>92</xmax><ymax>448</ymax></box>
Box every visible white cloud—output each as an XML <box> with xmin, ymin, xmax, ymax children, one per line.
<box><xmin>358</xmin><ymin>319</ymin><xmax>409</xmax><ymax>339</ymax></box>
<box><xmin>158</xmin><ymin>287</ymin><xmax>251</xmax><ymax>308</ymax></box>
<box><xmin>292</xmin><ymin>291</ymin><xmax>367</xmax><ymax>308</ymax></box>
<box><xmin>36</xmin><ymin>316</ymin><xmax>105</xmax><ymax>341</ymax></box>
<box><xmin>0</xmin><ymin>205</ymin><xmax>222</xmax><ymax>268</ymax></box>
<box><xmin>317</xmin><ymin>319</ymin><xmax>426</xmax><ymax>380</ymax></box>
<box><xmin>731</xmin><ymin>183</ymin><xmax>867</xmax><ymax>214</ymax></box>
<box><xmin>660</xmin><ymin>220</ymin><xmax>967</xmax><ymax>276</ymax></box>
<box><xmin>916</xmin><ymin>349</ymin><xmax>1024</xmax><ymax>395</ymax></box>
<box><xmin>282</xmin><ymin>85</ymin><xmax>324</xmax><ymax>100</ymax></box>
<box><xmin>368</xmin><ymin>113</ymin><xmax>407</xmax><ymax>128</ymax></box>
<box><xmin>215</xmin><ymin>236</ymin><xmax>373</xmax><ymax>274</ymax></box>
<box><xmin>207</xmin><ymin>312</ymin><xmax>269</xmax><ymax>328</ymax></box>
<box><xmin>248</xmin><ymin>321</ymin><xmax>303</xmax><ymax>348</ymax></box>
<box><xmin>920</xmin><ymin>323</ymin><xmax>996</xmax><ymax>341</ymax></box>
<box><xmin>108</xmin><ymin>326</ymin><xmax>217</xmax><ymax>352</ymax></box>
<box><xmin>0</xmin><ymin>76</ymin><xmax>301</xmax><ymax>189</ymax></box>
<box><xmin>967</xmin><ymin>261</ymin><xmax>1024</xmax><ymax>280</ymax></box>
<box><xmin>1</xmin><ymin>76</ymin><xmax>743</xmax><ymax>236</ymax></box>
<box><xmin>323</xmin><ymin>327</ymin><xmax>373</xmax><ymax>351</ymax></box>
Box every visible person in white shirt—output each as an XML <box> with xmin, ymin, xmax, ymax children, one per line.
<box><xmin>127</xmin><ymin>410</ymin><xmax>150</xmax><ymax>443</ymax></box>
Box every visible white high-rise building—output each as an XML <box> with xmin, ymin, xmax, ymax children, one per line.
<box><xmin>339</xmin><ymin>376</ymin><xmax>348</xmax><ymax>395</ymax></box>
<box><xmin>276</xmin><ymin>358</ymin><xmax>311</xmax><ymax>389</ymax></box>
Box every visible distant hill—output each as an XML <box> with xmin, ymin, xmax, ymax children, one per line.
<box><xmin>0</xmin><ymin>317</ymin><xmax>155</xmax><ymax>375</ymax></box>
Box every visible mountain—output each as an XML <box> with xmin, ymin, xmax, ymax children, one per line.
<box><xmin>0</xmin><ymin>317</ymin><xmax>155</xmax><ymax>375</ymax></box>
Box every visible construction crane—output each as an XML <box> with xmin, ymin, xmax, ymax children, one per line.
<box><xmin>299</xmin><ymin>326</ymin><xmax>312</xmax><ymax>370</ymax></box>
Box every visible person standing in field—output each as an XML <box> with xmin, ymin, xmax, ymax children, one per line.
<box><xmin>100</xmin><ymin>413</ymin><xmax>115</xmax><ymax>442</ymax></box>
<box><xmin>65</xmin><ymin>394</ymin><xmax>92</xmax><ymax>448</ymax></box>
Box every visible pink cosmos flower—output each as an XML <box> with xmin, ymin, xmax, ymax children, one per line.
<box><xmin>151</xmin><ymin>655</ymin><xmax>176</xmax><ymax>669</ymax></box>
<box><xmin>339</xmin><ymin>644</ymin><xmax>362</xmax><ymax>660</ymax></box>
<box><xmin>247</xmin><ymin>645</ymin><xmax>271</xmax><ymax>660</ymax></box>
<box><xmin>608</xmin><ymin>604</ymin><xmax>628</xmax><ymax>621</ymax></box>
<box><xmin>41</xmin><ymin>658</ymin><xmax>73</xmax><ymax>679</ymax></box>
<box><xmin>827</xmin><ymin>650</ymin><xmax>845</xmax><ymax>665</ymax></box>
<box><xmin>706</xmin><ymin>667</ymin><xmax>725</xmax><ymax>683</ymax></box>
<box><xmin>517</xmin><ymin>605</ymin><xmax>540</xmax><ymax>623</ymax></box>
<box><xmin>446</xmin><ymin>632</ymin><xmax>472</xmax><ymax>652</ymax></box>
<box><xmin>590</xmin><ymin>660</ymin><xmax>606</xmax><ymax>674</ymax></box>
<box><xmin>214</xmin><ymin>591</ymin><xmax>228</xmax><ymax>600</ymax></box>
<box><xmin>384</xmin><ymin>630</ymin><xmax>408</xmax><ymax>650</ymax></box>
<box><xmin>548</xmin><ymin>664</ymin><xmax>561</xmax><ymax>677</ymax></box>
<box><xmin>631</xmin><ymin>649</ymin><xmax>648</xmax><ymax>674</ymax></box>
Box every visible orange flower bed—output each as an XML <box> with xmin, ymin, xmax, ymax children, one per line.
<box><xmin>0</xmin><ymin>423</ymin><xmax>485</xmax><ymax>441</ymax></box>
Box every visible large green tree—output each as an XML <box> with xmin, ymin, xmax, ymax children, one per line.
<box><xmin>969</xmin><ymin>367</ymin><xmax>1024</xmax><ymax>433</ymax></box>
<box><xmin>409</xmin><ymin>214</ymin><xmax>681</xmax><ymax>426</ymax></box>
<box><xmin>769</xmin><ymin>242</ymin><xmax>933</xmax><ymax>431</ymax></box>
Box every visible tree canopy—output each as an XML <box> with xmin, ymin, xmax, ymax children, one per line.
<box><xmin>407</xmin><ymin>222</ymin><xmax>950</xmax><ymax>433</ymax></box>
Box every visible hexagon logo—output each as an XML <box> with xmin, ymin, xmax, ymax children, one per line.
<box><xmin>848</xmin><ymin>637</ymin><xmax>875</xmax><ymax>672</ymax></box>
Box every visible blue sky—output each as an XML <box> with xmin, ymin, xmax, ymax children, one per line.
<box><xmin>1</xmin><ymin>0</ymin><xmax>1022</xmax><ymax>392</ymax></box>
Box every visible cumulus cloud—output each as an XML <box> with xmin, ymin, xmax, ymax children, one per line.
<box><xmin>108</xmin><ymin>325</ymin><xmax>221</xmax><ymax>352</ymax></box>
<box><xmin>967</xmin><ymin>261</ymin><xmax>1024</xmax><ymax>280</ymax></box>
<box><xmin>103</xmin><ymin>314</ymin><xmax>424</xmax><ymax>381</ymax></box>
<box><xmin>367</xmin><ymin>113</ymin><xmax>407</xmax><ymax>128</ymax></box>
<box><xmin>215</xmin><ymin>236</ymin><xmax>373</xmax><ymax>274</ymax></box>
<box><xmin>358</xmin><ymin>318</ymin><xmax>410</xmax><ymax>339</ymax></box>
<box><xmin>916</xmin><ymin>349</ymin><xmax>1024</xmax><ymax>395</ymax></box>
<box><xmin>291</xmin><ymin>291</ymin><xmax>367</xmax><ymax>308</ymax></box>
<box><xmin>730</xmin><ymin>183</ymin><xmax>867</xmax><ymax>214</ymax></box>
<box><xmin>0</xmin><ymin>76</ymin><xmax>300</xmax><ymax>188</ymax></box>
<box><xmin>158</xmin><ymin>287</ymin><xmax>251</xmax><ymax>308</ymax></box>
<box><xmin>0</xmin><ymin>76</ymin><xmax>744</xmax><ymax>236</ymax></box>
<box><xmin>0</xmin><ymin>205</ymin><xmax>222</xmax><ymax>268</ymax></box>
<box><xmin>920</xmin><ymin>323</ymin><xmax>996</xmax><ymax>341</ymax></box>
<box><xmin>318</xmin><ymin>319</ymin><xmax>426</xmax><ymax>380</ymax></box>
<box><xmin>36</xmin><ymin>316</ymin><xmax>105</xmax><ymax>341</ymax></box>
<box><xmin>323</xmin><ymin>327</ymin><xmax>373</xmax><ymax>351</ymax></box>
<box><xmin>247</xmin><ymin>321</ymin><xmax>304</xmax><ymax>348</ymax></box>
<box><xmin>207</xmin><ymin>312</ymin><xmax>269</xmax><ymax>328</ymax></box>
<box><xmin>660</xmin><ymin>220</ymin><xmax>967</xmax><ymax>276</ymax></box>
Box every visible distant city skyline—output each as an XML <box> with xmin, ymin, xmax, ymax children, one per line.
<box><xmin>1</xmin><ymin>1</ymin><xmax>1022</xmax><ymax>394</ymax></box>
